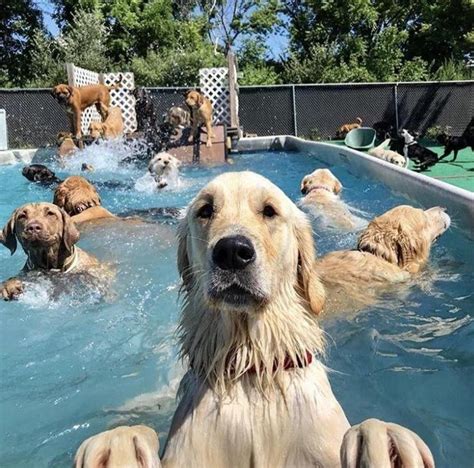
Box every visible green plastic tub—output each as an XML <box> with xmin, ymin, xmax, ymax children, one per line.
<box><xmin>344</xmin><ymin>127</ymin><xmax>376</xmax><ymax>150</ymax></box>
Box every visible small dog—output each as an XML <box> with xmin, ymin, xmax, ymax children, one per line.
<box><xmin>148</xmin><ymin>152</ymin><xmax>181</xmax><ymax>189</ymax></box>
<box><xmin>51</xmin><ymin>77</ymin><xmax>122</xmax><ymax>139</ymax></box>
<box><xmin>56</xmin><ymin>132</ymin><xmax>78</xmax><ymax>158</ymax></box>
<box><xmin>372</xmin><ymin>121</ymin><xmax>394</xmax><ymax>140</ymax></box>
<box><xmin>0</xmin><ymin>203</ymin><xmax>101</xmax><ymax>301</ymax></box>
<box><xmin>89</xmin><ymin>106</ymin><xmax>124</xmax><ymax>140</ymax></box>
<box><xmin>22</xmin><ymin>164</ymin><xmax>61</xmax><ymax>186</ymax></box>
<box><xmin>166</xmin><ymin>106</ymin><xmax>191</xmax><ymax>129</ymax></box>
<box><xmin>368</xmin><ymin>139</ymin><xmax>407</xmax><ymax>167</ymax></box>
<box><xmin>185</xmin><ymin>90</ymin><xmax>214</xmax><ymax>147</ymax></box>
<box><xmin>401</xmin><ymin>129</ymin><xmax>438</xmax><ymax>171</ymax></box>
<box><xmin>437</xmin><ymin>133</ymin><xmax>468</xmax><ymax>162</ymax></box>
<box><xmin>53</xmin><ymin>176</ymin><xmax>116</xmax><ymax>224</ymax></box>
<box><xmin>77</xmin><ymin>172</ymin><xmax>434</xmax><ymax>467</ymax></box>
<box><xmin>299</xmin><ymin>169</ymin><xmax>366</xmax><ymax>231</ymax></box>
<box><xmin>336</xmin><ymin>117</ymin><xmax>362</xmax><ymax>138</ymax></box>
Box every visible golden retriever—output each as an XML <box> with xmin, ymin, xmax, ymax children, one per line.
<box><xmin>89</xmin><ymin>106</ymin><xmax>124</xmax><ymax>140</ymax></box>
<box><xmin>0</xmin><ymin>203</ymin><xmax>100</xmax><ymax>300</ymax></box>
<box><xmin>368</xmin><ymin>139</ymin><xmax>407</xmax><ymax>167</ymax></box>
<box><xmin>337</xmin><ymin>117</ymin><xmax>362</xmax><ymax>138</ymax></box>
<box><xmin>299</xmin><ymin>169</ymin><xmax>366</xmax><ymax>231</ymax></box>
<box><xmin>51</xmin><ymin>78</ymin><xmax>121</xmax><ymax>139</ymax></box>
<box><xmin>76</xmin><ymin>172</ymin><xmax>433</xmax><ymax>467</ymax></box>
<box><xmin>74</xmin><ymin>425</ymin><xmax>159</xmax><ymax>468</ymax></box>
<box><xmin>185</xmin><ymin>90</ymin><xmax>214</xmax><ymax>147</ymax></box>
<box><xmin>148</xmin><ymin>152</ymin><xmax>181</xmax><ymax>189</ymax></box>
<box><xmin>316</xmin><ymin>205</ymin><xmax>450</xmax><ymax>313</ymax></box>
<box><xmin>56</xmin><ymin>131</ymin><xmax>78</xmax><ymax>158</ymax></box>
<box><xmin>53</xmin><ymin>176</ymin><xmax>116</xmax><ymax>224</ymax></box>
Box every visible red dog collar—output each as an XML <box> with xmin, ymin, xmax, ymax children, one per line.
<box><xmin>248</xmin><ymin>350</ymin><xmax>313</xmax><ymax>374</ymax></box>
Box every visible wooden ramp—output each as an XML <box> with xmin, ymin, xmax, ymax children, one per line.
<box><xmin>167</xmin><ymin>125</ymin><xmax>227</xmax><ymax>164</ymax></box>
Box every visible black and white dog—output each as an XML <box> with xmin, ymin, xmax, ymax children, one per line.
<box><xmin>400</xmin><ymin>129</ymin><xmax>438</xmax><ymax>171</ymax></box>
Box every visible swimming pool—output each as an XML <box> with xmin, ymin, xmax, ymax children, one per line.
<box><xmin>0</xmin><ymin>143</ymin><xmax>473</xmax><ymax>467</ymax></box>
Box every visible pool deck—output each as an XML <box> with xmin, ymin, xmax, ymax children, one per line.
<box><xmin>327</xmin><ymin>140</ymin><xmax>474</xmax><ymax>192</ymax></box>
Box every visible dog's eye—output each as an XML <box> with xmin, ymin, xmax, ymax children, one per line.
<box><xmin>17</xmin><ymin>212</ymin><xmax>27</xmax><ymax>220</ymax></box>
<box><xmin>263</xmin><ymin>204</ymin><xmax>277</xmax><ymax>218</ymax></box>
<box><xmin>197</xmin><ymin>203</ymin><xmax>214</xmax><ymax>219</ymax></box>
<box><xmin>47</xmin><ymin>211</ymin><xmax>57</xmax><ymax>217</ymax></box>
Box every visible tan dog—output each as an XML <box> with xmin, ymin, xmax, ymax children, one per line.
<box><xmin>0</xmin><ymin>203</ymin><xmax>100</xmax><ymax>300</ymax></box>
<box><xmin>148</xmin><ymin>152</ymin><xmax>181</xmax><ymax>189</ymax></box>
<box><xmin>337</xmin><ymin>117</ymin><xmax>362</xmax><ymax>138</ymax></box>
<box><xmin>316</xmin><ymin>205</ymin><xmax>450</xmax><ymax>313</ymax></box>
<box><xmin>56</xmin><ymin>132</ymin><xmax>78</xmax><ymax>158</ymax></box>
<box><xmin>185</xmin><ymin>90</ymin><xmax>214</xmax><ymax>147</ymax></box>
<box><xmin>299</xmin><ymin>168</ymin><xmax>366</xmax><ymax>231</ymax></box>
<box><xmin>53</xmin><ymin>176</ymin><xmax>115</xmax><ymax>224</ymax></box>
<box><xmin>51</xmin><ymin>77</ymin><xmax>121</xmax><ymax>139</ymax></box>
<box><xmin>76</xmin><ymin>172</ymin><xmax>434</xmax><ymax>467</ymax></box>
<box><xmin>74</xmin><ymin>425</ymin><xmax>160</xmax><ymax>468</ymax></box>
<box><xmin>368</xmin><ymin>139</ymin><xmax>407</xmax><ymax>167</ymax></box>
<box><xmin>89</xmin><ymin>106</ymin><xmax>124</xmax><ymax>139</ymax></box>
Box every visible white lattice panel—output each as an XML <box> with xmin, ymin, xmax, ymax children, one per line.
<box><xmin>199</xmin><ymin>67</ymin><xmax>230</xmax><ymax>125</ymax></box>
<box><xmin>103</xmin><ymin>72</ymin><xmax>137</xmax><ymax>133</ymax></box>
<box><xmin>67</xmin><ymin>64</ymin><xmax>137</xmax><ymax>134</ymax></box>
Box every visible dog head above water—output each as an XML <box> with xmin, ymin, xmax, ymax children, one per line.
<box><xmin>358</xmin><ymin>205</ymin><xmax>450</xmax><ymax>273</ymax></box>
<box><xmin>148</xmin><ymin>152</ymin><xmax>180</xmax><ymax>177</ymax></box>
<box><xmin>401</xmin><ymin>129</ymin><xmax>418</xmax><ymax>144</ymax></box>
<box><xmin>22</xmin><ymin>164</ymin><xmax>59</xmax><ymax>184</ymax></box>
<box><xmin>300</xmin><ymin>168</ymin><xmax>342</xmax><ymax>196</ymax></box>
<box><xmin>53</xmin><ymin>176</ymin><xmax>101</xmax><ymax>216</ymax></box>
<box><xmin>177</xmin><ymin>171</ymin><xmax>325</xmax><ymax>391</ymax></box>
<box><xmin>178</xmin><ymin>171</ymin><xmax>324</xmax><ymax>314</ymax></box>
<box><xmin>1</xmin><ymin>203</ymin><xmax>79</xmax><ymax>257</ymax></box>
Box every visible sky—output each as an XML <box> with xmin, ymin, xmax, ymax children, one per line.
<box><xmin>38</xmin><ymin>0</ymin><xmax>289</xmax><ymax>59</ymax></box>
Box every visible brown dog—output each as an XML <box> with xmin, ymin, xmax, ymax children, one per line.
<box><xmin>185</xmin><ymin>90</ymin><xmax>214</xmax><ymax>147</ymax></box>
<box><xmin>0</xmin><ymin>203</ymin><xmax>101</xmax><ymax>300</ymax></box>
<box><xmin>336</xmin><ymin>117</ymin><xmax>362</xmax><ymax>138</ymax></box>
<box><xmin>53</xmin><ymin>176</ymin><xmax>116</xmax><ymax>224</ymax></box>
<box><xmin>51</xmin><ymin>77</ymin><xmax>122</xmax><ymax>139</ymax></box>
<box><xmin>89</xmin><ymin>106</ymin><xmax>124</xmax><ymax>139</ymax></box>
<box><xmin>56</xmin><ymin>132</ymin><xmax>78</xmax><ymax>158</ymax></box>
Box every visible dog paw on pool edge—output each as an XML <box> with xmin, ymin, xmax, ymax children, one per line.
<box><xmin>1</xmin><ymin>278</ymin><xmax>24</xmax><ymax>301</ymax></box>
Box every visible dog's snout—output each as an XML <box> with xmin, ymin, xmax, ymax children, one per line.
<box><xmin>26</xmin><ymin>222</ymin><xmax>42</xmax><ymax>233</ymax></box>
<box><xmin>212</xmin><ymin>235</ymin><xmax>256</xmax><ymax>270</ymax></box>
<box><xmin>301</xmin><ymin>186</ymin><xmax>307</xmax><ymax>195</ymax></box>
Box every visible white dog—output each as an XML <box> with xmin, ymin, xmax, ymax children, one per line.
<box><xmin>148</xmin><ymin>152</ymin><xmax>181</xmax><ymax>189</ymax></box>
<box><xmin>75</xmin><ymin>172</ymin><xmax>434</xmax><ymax>468</ymax></box>
<box><xmin>299</xmin><ymin>168</ymin><xmax>366</xmax><ymax>231</ymax></box>
<box><xmin>368</xmin><ymin>139</ymin><xmax>407</xmax><ymax>167</ymax></box>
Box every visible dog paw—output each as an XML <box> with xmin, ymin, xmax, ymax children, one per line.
<box><xmin>1</xmin><ymin>279</ymin><xmax>24</xmax><ymax>301</ymax></box>
<box><xmin>341</xmin><ymin>419</ymin><xmax>434</xmax><ymax>468</ymax></box>
<box><xmin>74</xmin><ymin>425</ymin><xmax>160</xmax><ymax>468</ymax></box>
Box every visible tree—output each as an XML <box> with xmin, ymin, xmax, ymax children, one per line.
<box><xmin>0</xmin><ymin>0</ymin><xmax>44</xmax><ymax>86</ymax></box>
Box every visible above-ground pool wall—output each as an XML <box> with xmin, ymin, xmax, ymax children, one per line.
<box><xmin>237</xmin><ymin>136</ymin><xmax>474</xmax><ymax>238</ymax></box>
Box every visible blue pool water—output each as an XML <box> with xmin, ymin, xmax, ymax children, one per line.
<box><xmin>0</xmin><ymin>143</ymin><xmax>473</xmax><ymax>467</ymax></box>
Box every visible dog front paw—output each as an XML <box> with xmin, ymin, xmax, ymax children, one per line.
<box><xmin>341</xmin><ymin>419</ymin><xmax>434</xmax><ymax>468</ymax></box>
<box><xmin>74</xmin><ymin>425</ymin><xmax>160</xmax><ymax>468</ymax></box>
<box><xmin>1</xmin><ymin>279</ymin><xmax>24</xmax><ymax>301</ymax></box>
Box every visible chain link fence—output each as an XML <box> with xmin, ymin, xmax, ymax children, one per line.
<box><xmin>0</xmin><ymin>81</ymin><xmax>472</xmax><ymax>148</ymax></box>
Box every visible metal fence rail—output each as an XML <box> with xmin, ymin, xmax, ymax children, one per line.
<box><xmin>0</xmin><ymin>81</ymin><xmax>472</xmax><ymax>148</ymax></box>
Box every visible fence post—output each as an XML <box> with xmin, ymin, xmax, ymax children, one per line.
<box><xmin>291</xmin><ymin>85</ymin><xmax>298</xmax><ymax>136</ymax></box>
<box><xmin>394</xmin><ymin>82</ymin><xmax>399</xmax><ymax>132</ymax></box>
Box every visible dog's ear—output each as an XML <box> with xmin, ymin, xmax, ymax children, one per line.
<box><xmin>294</xmin><ymin>215</ymin><xmax>325</xmax><ymax>315</ymax></box>
<box><xmin>1</xmin><ymin>210</ymin><xmax>18</xmax><ymax>255</ymax></box>
<box><xmin>177</xmin><ymin>215</ymin><xmax>192</xmax><ymax>291</ymax></box>
<box><xmin>53</xmin><ymin>183</ymin><xmax>67</xmax><ymax>210</ymax></box>
<box><xmin>67</xmin><ymin>85</ymin><xmax>74</xmax><ymax>97</ymax></box>
<box><xmin>393</xmin><ymin>224</ymin><xmax>429</xmax><ymax>273</ymax></box>
<box><xmin>357</xmin><ymin>220</ymin><xmax>399</xmax><ymax>265</ymax></box>
<box><xmin>60</xmin><ymin>208</ymin><xmax>80</xmax><ymax>253</ymax></box>
<box><xmin>198</xmin><ymin>93</ymin><xmax>204</xmax><ymax>106</ymax></box>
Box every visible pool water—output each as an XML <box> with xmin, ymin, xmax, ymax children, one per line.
<box><xmin>0</xmin><ymin>143</ymin><xmax>473</xmax><ymax>467</ymax></box>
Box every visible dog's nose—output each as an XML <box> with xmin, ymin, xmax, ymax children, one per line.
<box><xmin>212</xmin><ymin>235</ymin><xmax>256</xmax><ymax>270</ymax></box>
<box><xmin>164</xmin><ymin>160</ymin><xmax>169</xmax><ymax>165</ymax></box>
<box><xmin>26</xmin><ymin>222</ymin><xmax>42</xmax><ymax>233</ymax></box>
<box><xmin>301</xmin><ymin>186</ymin><xmax>307</xmax><ymax>195</ymax></box>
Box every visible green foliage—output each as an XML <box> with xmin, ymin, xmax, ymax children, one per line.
<box><xmin>432</xmin><ymin>59</ymin><xmax>470</xmax><ymax>81</ymax></box>
<box><xmin>425</xmin><ymin>125</ymin><xmax>452</xmax><ymax>141</ymax></box>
